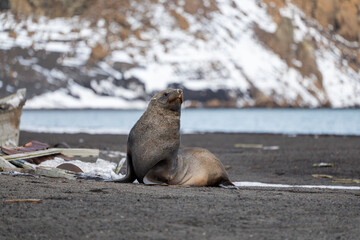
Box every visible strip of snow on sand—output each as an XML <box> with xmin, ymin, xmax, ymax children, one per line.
<box><xmin>234</xmin><ymin>182</ymin><xmax>360</xmax><ymax>190</ymax></box>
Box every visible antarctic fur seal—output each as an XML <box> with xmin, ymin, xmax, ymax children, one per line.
<box><xmin>115</xmin><ymin>89</ymin><xmax>236</xmax><ymax>188</ymax></box>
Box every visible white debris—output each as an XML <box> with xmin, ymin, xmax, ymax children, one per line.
<box><xmin>33</xmin><ymin>157</ymin><xmax>125</xmax><ymax>180</ymax></box>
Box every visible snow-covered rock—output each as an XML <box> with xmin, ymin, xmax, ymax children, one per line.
<box><xmin>0</xmin><ymin>0</ymin><xmax>359</xmax><ymax>108</ymax></box>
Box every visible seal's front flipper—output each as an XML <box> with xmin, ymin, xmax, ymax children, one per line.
<box><xmin>143</xmin><ymin>160</ymin><xmax>170</xmax><ymax>185</ymax></box>
<box><xmin>143</xmin><ymin>175</ymin><xmax>168</xmax><ymax>185</ymax></box>
<box><xmin>218</xmin><ymin>180</ymin><xmax>239</xmax><ymax>189</ymax></box>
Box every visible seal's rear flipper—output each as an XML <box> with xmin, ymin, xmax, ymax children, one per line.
<box><xmin>219</xmin><ymin>180</ymin><xmax>239</xmax><ymax>189</ymax></box>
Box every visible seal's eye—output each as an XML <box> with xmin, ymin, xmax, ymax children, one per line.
<box><xmin>163</xmin><ymin>93</ymin><xmax>168</xmax><ymax>97</ymax></box>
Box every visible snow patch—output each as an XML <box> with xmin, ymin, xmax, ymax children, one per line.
<box><xmin>30</xmin><ymin>157</ymin><xmax>125</xmax><ymax>180</ymax></box>
<box><xmin>1</xmin><ymin>0</ymin><xmax>360</xmax><ymax>109</ymax></box>
<box><xmin>25</xmin><ymin>82</ymin><xmax>147</xmax><ymax>109</ymax></box>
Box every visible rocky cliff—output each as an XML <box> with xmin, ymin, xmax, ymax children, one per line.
<box><xmin>0</xmin><ymin>0</ymin><xmax>359</xmax><ymax>108</ymax></box>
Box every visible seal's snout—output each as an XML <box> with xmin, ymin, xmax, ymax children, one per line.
<box><xmin>153</xmin><ymin>89</ymin><xmax>183</xmax><ymax>111</ymax></box>
<box><xmin>168</xmin><ymin>89</ymin><xmax>183</xmax><ymax>104</ymax></box>
<box><xmin>177</xmin><ymin>89</ymin><xmax>183</xmax><ymax>103</ymax></box>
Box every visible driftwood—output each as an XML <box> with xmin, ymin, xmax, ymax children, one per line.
<box><xmin>0</xmin><ymin>147</ymin><xmax>100</xmax><ymax>180</ymax></box>
<box><xmin>0</xmin><ymin>164</ymin><xmax>79</xmax><ymax>180</ymax></box>
<box><xmin>59</xmin><ymin>148</ymin><xmax>99</xmax><ymax>157</ymax></box>
<box><xmin>8</xmin><ymin>159</ymin><xmax>34</xmax><ymax>169</ymax></box>
<box><xmin>0</xmin><ymin>88</ymin><xmax>26</xmax><ymax>147</ymax></box>
<box><xmin>34</xmin><ymin>167</ymin><xmax>79</xmax><ymax>180</ymax></box>
<box><xmin>2</xmin><ymin>148</ymin><xmax>99</xmax><ymax>161</ymax></box>
<box><xmin>4</xmin><ymin>199</ymin><xmax>43</xmax><ymax>203</ymax></box>
<box><xmin>234</xmin><ymin>143</ymin><xmax>279</xmax><ymax>150</ymax></box>
<box><xmin>0</xmin><ymin>156</ymin><xmax>17</xmax><ymax>169</ymax></box>
<box><xmin>0</xmin><ymin>166</ymin><xmax>35</xmax><ymax>174</ymax></box>
<box><xmin>234</xmin><ymin>143</ymin><xmax>263</xmax><ymax>149</ymax></box>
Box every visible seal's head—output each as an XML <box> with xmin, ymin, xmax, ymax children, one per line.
<box><xmin>151</xmin><ymin>89</ymin><xmax>183</xmax><ymax>112</ymax></box>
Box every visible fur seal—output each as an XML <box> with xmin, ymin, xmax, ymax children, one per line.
<box><xmin>115</xmin><ymin>89</ymin><xmax>236</xmax><ymax>188</ymax></box>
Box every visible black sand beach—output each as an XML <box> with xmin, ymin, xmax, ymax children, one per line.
<box><xmin>1</xmin><ymin>131</ymin><xmax>360</xmax><ymax>239</ymax></box>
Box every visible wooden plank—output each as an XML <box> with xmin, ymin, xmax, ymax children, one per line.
<box><xmin>4</xmin><ymin>199</ymin><xmax>42</xmax><ymax>203</ymax></box>
<box><xmin>59</xmin><ymin>148</ymin><xmax>99</xmax><ymax>157</ymax></box>
<box><xmin>2</xmin><ymin>149</ymin><xmax>62</xmax><ymax>161</ymax></box>
<box><xmin>2</xmin><ymin>148</ymin><xmax>99</xmax><ymax>161</ymax></box>
<box><xmin>0</xmin><ymin>163</ymin><xmax>79</xmax><ymax>180</ymax></box>
<box><xmin>0</xmin><ymin>156</ymin><xmax>17</xmax><ymax>169</ymax></box>
<box><xmin>9</xmin><ymin>159</ymin><xmax>35</xmax><ymax>169</ymax></box>
<box><xmin>0</xmin><ymin>166</ymin><xmax>35</xmax><ymax>174</ymax></box>
<box><xmin>1</xmin><ymin>163</ymin><xmax>79</xmax><ymax>180</ymax></box>
<box><xmin>234</xmin><ymin>143</ymin><xmax>263</xmax><ymax>149</ymax></box>
<box><xmin>0</xmin><ymin>88</ymin><xmax>26</xmax><ymax>147</ymax></box>
<box><xmin>34</xmin><ymin>167</ymin><xmax>78</xmax><ymax>180</ymax></box>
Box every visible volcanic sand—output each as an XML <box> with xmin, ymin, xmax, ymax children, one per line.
<box><xmin>1</xmin><ymin>132</ymin><xmax>359</xmax><ymax>239</ymax></box>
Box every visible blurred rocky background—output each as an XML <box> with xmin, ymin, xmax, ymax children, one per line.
<box><xmin>0</xmin><ymin>0</ymin><xmax>359</xmax><ymax>109</ymax></box>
